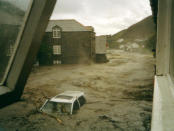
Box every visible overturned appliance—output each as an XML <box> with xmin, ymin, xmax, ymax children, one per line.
<box><xmin>40</xmin><ymin>91</ymin><xmax>86</xmax><ymax>115</ymax></box>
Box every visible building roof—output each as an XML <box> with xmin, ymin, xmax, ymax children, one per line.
<box><xmin>46</xmin><ymin>19</ymin><xmax>91</xmax><ymax>32</ymax></box>
<box><xmin>85</xmin><ymin>26</ymin><xmax>94</xmax><ymax>31</ymax></box>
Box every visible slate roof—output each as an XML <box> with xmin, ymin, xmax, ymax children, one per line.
<box><xmin>46</xmin><ymin>19</ymin><xmax>91</xmax><ymax>32</ymax></box>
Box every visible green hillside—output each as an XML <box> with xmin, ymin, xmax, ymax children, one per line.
<box><xmin>109</xmin><ymin>16</ymin><xmax>156</xmax><ymax>51</ymax></box>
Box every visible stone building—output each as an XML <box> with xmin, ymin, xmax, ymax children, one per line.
<box><xmin>38</xmin><ymin>19</ymin><xmax>95</xmax><ymax>65</ymax></box>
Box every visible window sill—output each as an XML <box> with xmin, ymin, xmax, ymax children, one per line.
<box><xmin>0</xmin><ymin>86</ymin><xmax>11</xmax><ymax>95</ymax></box>
<box><xmin>53</xmin><ymin>37</ymin><xmax>61</xmax><ymax>39</ymax></box>
<box><xmin>151</xmin><ymin>75</ymin><xmax>174</xmax><ymax>131</ymax></box>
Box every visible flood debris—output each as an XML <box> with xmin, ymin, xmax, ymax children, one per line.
<box><xmin>42</xmin><ymin>112</ymin><xmax>64</xmax><ymax>125</ymax></box>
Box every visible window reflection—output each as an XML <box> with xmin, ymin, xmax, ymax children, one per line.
<box><xmin>0</xmin><ymin>0</ymin><xmax>31</xmax><ymax>84</ymax></box>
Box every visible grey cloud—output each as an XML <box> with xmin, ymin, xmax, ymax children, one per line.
<box><xmin>51</xmin><ymin>0</ymin><xmax>152</xmax><ymax>35</ymax></box>
<box><xmin>53</xmin><ymin>0</ymin><xmax>86</xmax><ymax>15</ymax></box>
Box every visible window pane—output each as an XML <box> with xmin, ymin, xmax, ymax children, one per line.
<box><xmin>53</xmin><ymin>28</ymin><xmax>61</xmax><ymax>38</ymax></box>
<box><xmin>0</xmin><ymin>0</ymin><xmax>32</xmax><ymax>84</ymax></box>
<box><xmin>53</xmin><ymin>60</ymin><xmax>61</xmax><ymax>64</ymax></box>
<box><xmin>53</xmin><ymin>45</ymin><xmax>61</xmax><ymax>55</ymax></box>
<box><xmin>41</xmin><ymin>101</ymin><xmax>72</xmax><ymax>115</ymax></box>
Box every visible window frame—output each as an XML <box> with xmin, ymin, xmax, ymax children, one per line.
<box><xmin>52</xmin><ymin>27</ymin><xmax>61</xmax><ymax>38</ymax></box>
<box><xmin>0</xmin><ymin>0</ymin><xmax>33</xmax><ymax>85</ymax></box>
<box><xmin>152</xmin><ymin>0</ymin><xmax>174</xmax><ymax>130</ymax></box>
<box><xmin>53</xmin><ymin>60</ymin><xmax>61</xmax><ymax>64</ymax></box>
<box><xmin>0</xmin><ymin>0</ymin><xmax>57</xmax><ymax>108</ymax></box>
<box><xmin>53</xmin><ymin>45</ymin><xmax>61</xmax><ymax>55</ymax></box>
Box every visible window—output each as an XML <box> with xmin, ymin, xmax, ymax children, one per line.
<box><xmin>78</xmin><ymin>96</ymin><xmax>86</xmax><ymax>106</ymax></box>
<box><xmin>53</xmin><ymin>28</ymin><xmax>61</xmax><ymax>38</ymax></box>
<box><xmin>53</xmin><ymin>60</ymin><xmax>61</xmax><ymax>64</ymax></box>
<box><xmin>73</xmin><ymin>100</ymin><xmax>80</xmax><ymax>112</ymax></box>
<box><xmin>0</xmin><ymin>0</ymin><xmax>32</xmax><ymax>84</ymax></box>
<box><xmin>53</xmin><ymin>45</ymin><xmax>61</xmax><ymax>55</ymax></box>
<box><xmin>0</xmin><ymin>0</ymin><xmax>57</xmax><ymax>107</ymax></box>
<box><xmin>40</xmin><ymin>101</ymin><xmax>72</xmax><ymax>115</ymax></box>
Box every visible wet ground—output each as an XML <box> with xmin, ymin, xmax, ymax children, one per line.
<box><xmin>0</xmin><ymin>50</ymin><xmax>155</xmax><ymax>131</ymax></box>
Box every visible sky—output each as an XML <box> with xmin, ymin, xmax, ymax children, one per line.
<box><xmin>51</xmin><ymin>0</ymin><xmax>152</xmax><ymax>36</ymax></box>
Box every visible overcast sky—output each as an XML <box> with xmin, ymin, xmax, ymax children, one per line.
<box><xmin>51</xmin><ymin>0</ymin><xmax>152</xmax><ymax>35</ymax></box>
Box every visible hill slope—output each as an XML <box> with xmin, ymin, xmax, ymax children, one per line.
<box><xmin>109</xmin><ymin>16</ymin><xmax>156</xmax><ymax>51</ymax></box>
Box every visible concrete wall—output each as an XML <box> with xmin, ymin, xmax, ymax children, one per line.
<box><xmin>156</xmin><ymin>0</ymin><xmax>172</xmax><ymax>76</ymax></box>
<box><xmin>152</xmin><ymin>0</ymin><xmax>174</xmax><ymax>130</ymax></box>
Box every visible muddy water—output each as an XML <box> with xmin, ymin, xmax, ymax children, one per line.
<box><xmin>0</xmin><ymin>50</ymin><xmax>155</xmax><ymax>131</ymax></box>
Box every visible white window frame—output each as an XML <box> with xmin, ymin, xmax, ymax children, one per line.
<box><xmin>53</xmin><ymin>60</ymin><xmax>61</xmax><ymax>64</ymax></box>
<box><xmin>53</xmin><ymin>28</ymin><xmax>61</xmax><ymax>38</ymax></box>
<box><xmin>53</xmin><ymin>45</ymin><xmax>61</xmax><ymax>55</ymax></box>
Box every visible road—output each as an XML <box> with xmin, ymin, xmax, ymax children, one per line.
<box><xmin>0</xmin><ymin>50</ymin><xmax>155</xmax><ymax>131</ymax></box>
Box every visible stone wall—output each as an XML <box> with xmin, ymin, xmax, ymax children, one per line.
<box><xmin>61</xmin><ymin>31</ymin><xmax>94</xmax><ymax>64</ymax></box>
<box><xmin>38</xmin><ymin>31</ymin><xmax>95</xmax><ymax>65</ymax></box>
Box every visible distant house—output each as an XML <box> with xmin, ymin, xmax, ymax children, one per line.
<box><xmin>95</xmin><ymin>35</ymin><xmax>108</xmax><ymax>63</ymax></box>
<box><xmin>38</xmin><ymin>19</ymin><xmax>95</xmax><ymax>65</ymax></box>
